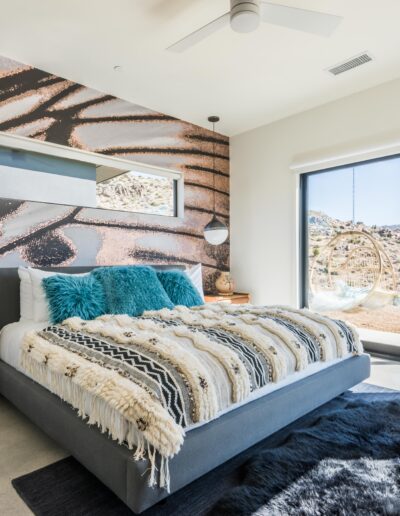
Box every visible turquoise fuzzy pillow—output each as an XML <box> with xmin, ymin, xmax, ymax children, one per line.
<box><xmin>157</xmin><ymin>269</ymin><xmax>204</xmax><ymax>307</ymax></box>
<box><xmin>42</xmin><ymin>274</ymin><xmax>106</xmax><ymax>324</ymax></box>
<box><xmin>93</xmin><ymin>266</ymin><xmax>174</xmax><ymax>316</ymax></box>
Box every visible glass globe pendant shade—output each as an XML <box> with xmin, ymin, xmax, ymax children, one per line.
<box><xmin>204</xmin><ymin>215</ymin><xmax>229</xmax><ymax>245</ymax></box>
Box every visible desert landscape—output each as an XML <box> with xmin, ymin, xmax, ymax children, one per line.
<box><xmin>96</xmin><ymin>171</ymin><xmax>174</xmax><ymax>216</ymax></box>
<box><xmin>308</xmin><ymin>210</ymin><xmax>400</xmax><ymax>333</ymax></box>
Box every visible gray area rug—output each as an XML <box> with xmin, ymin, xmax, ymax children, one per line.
<box><xmin>211</xmin><ymin>389</ymin><xmax>400</xmax><ymax>515</ymax></box>
<box><xmin>12</xmin><ymin>384</ymin><xmax>399</xmax><ymax>516</ymax></box>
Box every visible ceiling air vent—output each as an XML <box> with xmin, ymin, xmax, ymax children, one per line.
<box><xmin>328</xmin><ymin>53</ymin><xmax>373</xmax><ymax>76</ymax></box>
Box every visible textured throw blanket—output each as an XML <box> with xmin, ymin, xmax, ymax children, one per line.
<box><xmin>21</xmin><ymin>304</ymin><xmax>363</xmax><ymax>489</ymax></box>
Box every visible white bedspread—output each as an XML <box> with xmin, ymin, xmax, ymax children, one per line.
<box><xmin>0</xmin><ymin>319</ymin><xmax>353</xmax><ymax>431</ymax></box>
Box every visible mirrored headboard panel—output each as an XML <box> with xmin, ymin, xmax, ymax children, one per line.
<box><xmin>0</xmin><ymin>144</ymin><xmax>180</xmax><ymax>218</ymax></box>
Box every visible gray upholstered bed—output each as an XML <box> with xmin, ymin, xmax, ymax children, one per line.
<box><xmin>0</xmin><ymin>266</ymin><xmax>371</xmax><ymax>514</ymax></box>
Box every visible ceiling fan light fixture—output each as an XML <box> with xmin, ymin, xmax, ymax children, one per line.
<box><xmin>230</xmin><ymin>0</ymin><xmax>260</xmax><ymax>33</ymax></box>
<box><xmin>167</xmin><ymin>0</ymin><xmax>342</xmax><ymax>52</ymax></box>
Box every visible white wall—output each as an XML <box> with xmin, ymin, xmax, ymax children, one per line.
<box><xmin>231</xmin><ymin>77</ymin><xmax>400</xmax><ymax>306</ymax></box>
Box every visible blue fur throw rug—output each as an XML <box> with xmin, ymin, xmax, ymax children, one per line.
<box><xmin>211</xmin><ymin>393</ymin><xmax>400</xmax><ymax>515</ymax></box>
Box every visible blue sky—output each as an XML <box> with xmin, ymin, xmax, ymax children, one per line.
<box><xmin>308</xmin><ymin>156</ymin><xmax>400</xmax><ymax>226</ymax></box>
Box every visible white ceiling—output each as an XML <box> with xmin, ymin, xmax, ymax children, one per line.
<box><xmin>1</xmin><ymin>0</ymin><xmax>400</xmax><ymax>136</ymax></box>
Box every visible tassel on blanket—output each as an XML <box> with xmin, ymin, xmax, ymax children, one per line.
<box><xmin>159</xmin><ymin>455</ymin><xmax>171</xmax><ymax>492</ymax></box>
<box><xmin>148</xmin><ymin>445</ymin><xmax>158</xmax><ymax>487</ymax></box>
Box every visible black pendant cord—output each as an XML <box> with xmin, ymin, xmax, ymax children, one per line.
<box><xmin>212</xmin><ymin>121</ymin><xmax>216</xmax><ymax>272</ymax></box>
<box><xmin>208</xmin><ymin>115</ymin><xmax>220</xmax><ymax>219</ymax></box>
<box><xmin>213</xmin><ymin>119</ymin><xmax>216</xmax><ymax>216</ymax></box>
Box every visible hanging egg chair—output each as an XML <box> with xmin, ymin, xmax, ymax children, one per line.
<box><xmin>309</xmin><ymin>230</ymin><xmax>397</xmax><ymax>312</ymax></box>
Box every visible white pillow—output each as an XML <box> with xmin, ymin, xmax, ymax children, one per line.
<box><xmin>186</xmin><ymin>263</ymin><xmax>204</xmax><ymax>300</ymax></box>
<box><xmin>27</xmin><ymin>268</ymin><xmax>89</xmax><ymax>322</ymax></box>
<box><xmin>18</xmin><ymin>267</ymin><xmax>33</xmax><ymax>321</ymax></box>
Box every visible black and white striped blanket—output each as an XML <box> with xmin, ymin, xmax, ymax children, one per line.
<box><xmin>20</xmin><ymin>304</ymin><xmax>362</xmax><ymax>489</ymax></box>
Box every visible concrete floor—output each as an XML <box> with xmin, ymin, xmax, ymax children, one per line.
<box><xmin>0</xmin><ymin>354</ymin><xmax>399</xmax><ymax>515</ymax></box>
<box><xmin>0</xmin><ymin>397</ymin><xmax>67</xmax><ymax>515</ymax></box>
<box><xmin>368</xmin><ymin>354</ymin><xmax>400</xmax><ymax>390</ymax></box>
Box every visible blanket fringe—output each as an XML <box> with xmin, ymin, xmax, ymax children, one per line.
<box><xmin>21</xmin><ymin>332</ymin><xmax>183</xmax><ymax>491</ymax></box>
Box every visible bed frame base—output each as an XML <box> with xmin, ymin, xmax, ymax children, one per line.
<box><xmin>0</xmin><ymin>355</ymin><xmax>370</xmax><ymax>513</ymax></box>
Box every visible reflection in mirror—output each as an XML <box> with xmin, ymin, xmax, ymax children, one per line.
<box><xmin>0</xmin><ymin>145</ymin><xmax>178</xmax><ymax>217</ymax></box>
<box><xmin>96</xmin><ymin>166</ymin><xmax>176</xmax><ymax>216</ymax></box>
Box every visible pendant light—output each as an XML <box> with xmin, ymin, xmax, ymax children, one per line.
<box><xmin>204</xmin><ymin>116</ymin><xmax>229</xmax><ymax>245</ymax></box>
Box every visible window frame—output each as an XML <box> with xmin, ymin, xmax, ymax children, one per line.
<box><xmin>300</xmin><ymin>152</ymin><xmax>400</xmax><ymax>309</ymax></box>
<box><xmin>299</xmin><ymin>153</ymin><xmax>400</xmax><ymax>353</ymax></box>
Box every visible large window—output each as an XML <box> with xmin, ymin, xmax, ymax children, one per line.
<box><xmin>301</xmin><ymin>155</ymin><xmax>400</xmax><ymax>339</ymax></box>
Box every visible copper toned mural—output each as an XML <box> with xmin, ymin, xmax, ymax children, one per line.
<box><xmin>0</xmin><ymin>57</ymin><xmax>229</xmax><ymax>292</ymax></box>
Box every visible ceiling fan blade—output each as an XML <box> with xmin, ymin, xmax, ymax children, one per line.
<box><xmin>167</xmin><ymin>12</ymin><xmax>230</xmax><ymax>52</ymax></box>
<box><xmin>261</xmin><ymin>2</ymin><xmax>342</xmax><ymax>37</ymax></box>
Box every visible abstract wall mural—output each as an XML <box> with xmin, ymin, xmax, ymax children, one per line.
<box><xmin>0</xmin><ymin>56</ymin><xmax>229</xmax><ymax>292</ymax></box>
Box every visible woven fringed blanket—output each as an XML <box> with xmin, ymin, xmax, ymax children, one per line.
<box><xmin>21</xmin><ymin>304</ymin><xmax>362</xmax><ymax>489</ymax></box>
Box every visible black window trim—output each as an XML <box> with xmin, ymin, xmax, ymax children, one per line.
<box><xmin>299</xmin><ymin>151</ymin><xmax>400</xmax><ymax>309</ymax></box>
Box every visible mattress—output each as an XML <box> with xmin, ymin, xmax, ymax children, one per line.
<box><xmin>0</xmin><ymin>319</ymin><xmax>354</xmax><ymax>431</ymax></box>
<box><xmin>0</xmin><ymin>320</ymin><xmax>48</xmax><ymax>372</ymax></box>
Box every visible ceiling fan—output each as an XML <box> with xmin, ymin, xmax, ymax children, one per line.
<box><xmin>167</xmin><ymin>0</ymin><xmax>342</xmax><ymax>52</ymax></box>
